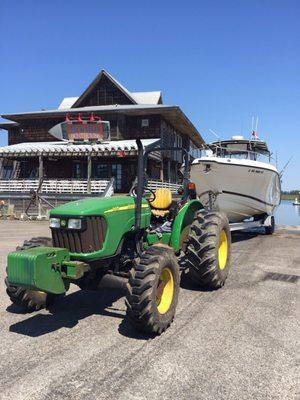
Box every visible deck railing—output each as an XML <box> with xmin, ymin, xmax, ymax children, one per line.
<box><xmin>0</xmin><ymin>179</ymin><xmax>110</xmax><ymax>194</ymax></box>
<box><xmin>0</xmin><ymin>179</ymin><xmax>182</xmax><ymax>195</ymax></box>
<box><xmin>147</xmin><ymin>180</ymin><xmax>182</xmax><ymax>193</ymax></box>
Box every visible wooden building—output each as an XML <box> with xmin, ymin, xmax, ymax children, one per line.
<box><xmin>0</xmin><ymin>70</ymin><xmax>204</xmax><ymax>206</ymax></box>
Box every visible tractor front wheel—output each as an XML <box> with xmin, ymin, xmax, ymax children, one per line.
<box><xmin>186</xmin><ymin>211</ymin><xmax>231</xmax><ymax>289</ymax></box>
<box><xmin>126</xmin><ymin>245</ymin><xmax>180</xmax><ymax>335</ymax></box>
<box><xmin>5</xmin><ymin>237</ymin><xmax>59</xmax><ymax>312</ymax></box>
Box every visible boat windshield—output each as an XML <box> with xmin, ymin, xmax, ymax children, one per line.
<box><xmin>207</xmin><ymin>140</ymin><xmax>272</xmax><ymax>163</ymax></box>
<box><xmin>215</xmin><ymin>149</ymin><xmax>270</xmax><ymax>162</ymax></box>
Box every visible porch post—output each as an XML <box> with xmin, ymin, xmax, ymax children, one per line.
<box><xmin>87</xmin><ymin>153</ymin><xmax>92</xmax><ymax>194</ymax></box>
<box><xmin>160</xmin><ymin>157</ymin><xmax>164</xmax><ymax>181</ymax></box>
<box><xmin>167</xmin><ymin>159</ymin><xmax>171</xmax><ymax>182</ymax></box>
<box><xmin>12</xmin><ymin>161</ymin><xmax>18</xmax><ymax>179</ymax></box>
<box><xmin>38</xmin><ymin>155</ymin><xmax>43</xmax><ymax>183</ymax></box>
<box><xmin>38</xmin><ymin>155</ymin><xmax>43</xmax><ymax>218</ymax></box>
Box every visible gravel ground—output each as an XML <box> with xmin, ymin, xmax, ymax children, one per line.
<box><xmin>0</xmin><ymin>220</ymin><xmax>298</xmax><ymax>400</ymax></box>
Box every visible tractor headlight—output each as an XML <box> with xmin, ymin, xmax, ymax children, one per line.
<box><xmin>68</xmin><ymin>218</ymin><xmax>82</xmax><ymax>230</ymax></box>
<box><xmin>49</xmin><ymin>218</ymin><xmax>60</xmax><ymax>228</ymax></box>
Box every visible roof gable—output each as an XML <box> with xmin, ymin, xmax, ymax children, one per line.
<box><xmin>72</xmin><ymin>70</ymin><xmax>137</xmax><ymax>108</ymax></box>
<box><xmin>57</xmin><ymin>70</ymin><xmax>163</xmax><ymax>109</ymax></box>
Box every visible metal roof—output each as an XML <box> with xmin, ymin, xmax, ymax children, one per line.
<box><xmin>58</xmin><ymin>92</ymin><xmax>161</xmax><ymax>112</ymax></box>
<box><xmin>2</xmin><ymin>104</ymin><xmax>204</xmax><ymax>147</ymax></box>
<box><xmin>58</xmin><ymin>91</ymin><xmax>161</xmax><ymax>110</ymax></box>
<box><xmin>131</xmin><ymin>91</ymin><xmax>162</xmax><ymax>104</ymax></box>
<box><xmin>0</xmin><ymin>138</ymin><xmax>160</xmax><ymax>157</ymax></box>
<box><xmin>0</xmin><ymin>119</ymin><xmax>19</xmax><ymax>130</ymax></box>
<box><xmin>58</xmin><ymin>97</ymin><xmax>79</xmax><ymax>109</ymax></box>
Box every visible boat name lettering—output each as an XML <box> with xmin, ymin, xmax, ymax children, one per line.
<box><xmin>248</xmin><ymin>169</ymin><xmax>264</xmax><ymax>174</ymax></box>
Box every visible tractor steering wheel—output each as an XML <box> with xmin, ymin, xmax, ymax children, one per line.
<box><xmin>131</xmin><ymin>186</ymin><xmax>156</xmax><ymax>203</ymax></box>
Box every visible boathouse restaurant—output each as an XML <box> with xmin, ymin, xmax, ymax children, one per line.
<box><xmin>0</xmin><ymin>70</ymin><xmax>204</xmax><ymax>206</ymax></box>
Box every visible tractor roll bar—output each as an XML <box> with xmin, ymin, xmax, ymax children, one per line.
<box><xmin>134</xmin><ymin>139</ymin><xmax>191</xmax><ymax>233</ymax></box>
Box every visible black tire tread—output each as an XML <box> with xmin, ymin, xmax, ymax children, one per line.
<box><xmin>126</xmin><ymin>245</ymin><xmax>179</xmax><ymax>335</ymax></box>
<box><xmin>186</xmin><ymin>210</ymin><xmax>231</xmax><ymax>289</ymax></box>
<box><xmin>265</xmin><ymin>216</ymin><xmax>275</xmax><ymax>235</ymax></box>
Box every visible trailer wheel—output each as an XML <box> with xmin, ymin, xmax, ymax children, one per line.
<box><xmin>265</xmin><ymin>216</ymin><xmax>275</xmax><ymax>235</ymax></box>
<box><xmin>126</xmin><ymin>245</ymin><xmax>180</xmax><ymax>335</ymax></box>
<box><xmin>5</xmin><ymin>237</ymin><xmax>59</xmax><ymax>312</ymax></box>
<box><xmin>186</xmin><ymin>211</ymin><xmax>231</xmax><ymax>289</ymax></box>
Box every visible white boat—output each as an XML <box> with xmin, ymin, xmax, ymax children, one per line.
<box><xmin>190</xmin><ymin>136</ymin><xmax>281</xmax><ymax>223</ymax></box>
<box><xmin>293</xmin><ymin>197</ymin><xmax>300</xmax><ymax>206</ymax></box>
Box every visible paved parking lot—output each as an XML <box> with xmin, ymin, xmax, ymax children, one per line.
<box><xmin>0</xmin><ymin>220</ymin><xmax>298</xmax><ymax>400</ymax></box>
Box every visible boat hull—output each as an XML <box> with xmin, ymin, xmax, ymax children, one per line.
<box><xmin>190</xmin><ymin>158</ymin><xmax>281</xmax><ymax>222</ymax></box>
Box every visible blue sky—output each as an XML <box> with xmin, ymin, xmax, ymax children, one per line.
<box><xmin>0</xmin><ymin>0</ymin><xmax>299</xmax><ymax>190</ymax></box>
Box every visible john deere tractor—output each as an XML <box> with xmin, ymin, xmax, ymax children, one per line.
<box><xmin>5</xmin><ymin>139</ymin><xmax>231</xmax><ymax>335</ymax></box>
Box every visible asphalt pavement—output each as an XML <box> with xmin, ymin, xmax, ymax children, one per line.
<box><xmin>0</xmin><ymin>220</ymin><xmax>298</xmax><ymax>400</ymax></box>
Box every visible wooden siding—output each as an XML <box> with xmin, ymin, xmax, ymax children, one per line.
<box><xmin>8</xmin><ymin>120</ymin><xmax>61</xmax><ymax>145</ymax></box>
<box><xmin>8</xmin><ymin>114</ymin><xmax>163</xmax><ymax>144</ymax></box>
<box><xmin>124</xmin><ymin>115</ymin><xmax>161</xmax><ymax>139</ymax></box>
<box><xmin>5</xmin><ymin>113</ymin><xmax>188</xmax><ymax>184</ymax></box>
<box><xmin>75</xmin><ymin>75</ymin><xmax>134</xmax><ymax>107</ymax></box>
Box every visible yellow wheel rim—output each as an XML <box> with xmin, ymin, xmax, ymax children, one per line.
<box><xmin>156</xmin><ymin>268</ymin><xmax>174</xmax><ymax>314</ymax></box>
<box><xmin>218</xmin><ymin>230</ymin><xmax>228</xmax><ymax>270</ymax></box>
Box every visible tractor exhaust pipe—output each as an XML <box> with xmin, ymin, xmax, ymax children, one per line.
<box><xmin>134</xmin><ymin>139</ymin><xmax>145</xmax><ymax>256</ymax></box>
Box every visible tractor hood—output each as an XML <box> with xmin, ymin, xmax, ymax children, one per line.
<box><xmin>50</xmin><ymin>196</ymin><xmax>149</xmax><ymax>217</ymax></box>
<box><xmin>49</xmin><ymin>195</ymin><xmax>152</xmax><ymax>261</ymax></box>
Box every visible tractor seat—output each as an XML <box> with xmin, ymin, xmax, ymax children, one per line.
<box><xmin>150</xmin><ymin>188</ymin><xmax>173</xmax><ymax>217</ymax></box>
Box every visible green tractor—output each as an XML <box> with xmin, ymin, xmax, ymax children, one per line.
<box><xmin>5</xmin><ymin>139</ymin><xmax>231</xmax><ymax>335</ymax></box>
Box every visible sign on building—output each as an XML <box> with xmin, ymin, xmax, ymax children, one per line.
<box><xmin>49</xmin><ymin>115</ymin><xmax>110</xmax><ymax>142</ymax></box>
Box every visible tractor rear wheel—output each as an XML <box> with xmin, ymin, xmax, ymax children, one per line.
<box><xmin>5</xmin><ymin>237</ymin><xmax>59</xmax><ymax>312</ymax></box>
<box><xmin>126</xmin><ymin>245</ymin><xmax>180</xmax><ymax>335</ymax></box>
<box><xmin>186</xmin><ymin>211</ymin><xmax>231</xmax><ymax>289</ymax></box>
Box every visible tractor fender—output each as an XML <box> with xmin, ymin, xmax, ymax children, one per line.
<box><xmin>170</xmin><ymin>200</ymin><xmax>203</xmax><ymax>253</ymax></box>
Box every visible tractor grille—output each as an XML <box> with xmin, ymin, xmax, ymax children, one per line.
<box><xmin>52</xmin><ymin>216</ymin><xmax>107</xmax><ymax>253</ymax></box>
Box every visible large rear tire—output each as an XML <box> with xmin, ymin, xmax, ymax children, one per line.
<box><xmin>126</xmin><ymin>245</ymin><xmax>180</xmax><ymax>335</ymax></box>
<box><xmin>5</xmin><ymin>237</ymin><xmax>59</xmax><ymax>312</ymax></box>
<box><xmin>186</xmin><ymin>211</ymin><xmax>231</xmax><ymax>289</ymax></box>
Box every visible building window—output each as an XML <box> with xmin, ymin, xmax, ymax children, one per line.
<box><xmin>189</xmin><ymin>141</ymin><xmax>202</xmax><ymax>158</ymax></box>
<box><xmin>2</xmin><ymin>166</ymin><xmax>13</xmax><ymax>180</ymax></box>
<box><xmin>94</xmin><ymin>163</ymin><xmax>109</xmax><ymax>179</ymax></box>
<box><xmin>92</xmin><ymin>162</ymin><xmax>122</xmax><ymax>191</ymax></box>
<box><xmin>72</xmin><ymin>161</ymin><xmax>87</xmax><ymax>179</ymax></box>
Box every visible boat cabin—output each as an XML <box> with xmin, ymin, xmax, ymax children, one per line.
<box><xmin>208</xmin><ymin>136</ymin><xmax>271</xmax><ymax>162</ymax></box>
